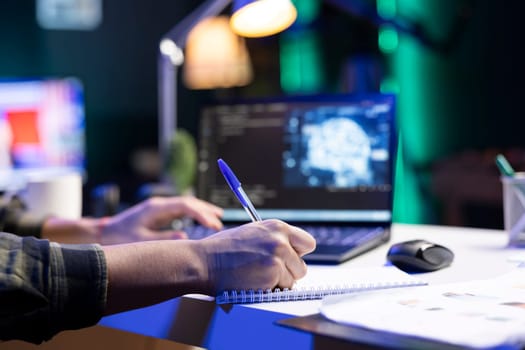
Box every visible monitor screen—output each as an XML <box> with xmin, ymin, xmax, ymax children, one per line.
<box><xmin>0</xmin><ymin>78</ymin><xmax>85</xmax><ymax>173</ymax></box>
<box><xmin>196</xmin><ymin>94</ymin><xmax>396</xmax><ymax>223</ymax></box>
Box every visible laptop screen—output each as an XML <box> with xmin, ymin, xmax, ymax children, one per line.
<box><xmin>197</xmin><ymin>94</ymin><xmax>396</xmax><ymax>224</ymax></box>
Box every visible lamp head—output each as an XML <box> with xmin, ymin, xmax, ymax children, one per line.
<box><xmin>183</xmin><ymin>16</ymin><xmax>253</xmax><ymax>89</ymax></box>
<box><xmin>231</xmin><ymin>0</ymin><xmax>297</xmax><ymax>37</ymax></box>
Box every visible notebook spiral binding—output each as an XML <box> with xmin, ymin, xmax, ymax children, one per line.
<box><xmin>215</xmin><ymin>280</ymin><xmax>415</xmax><ymax>305</ymax></box>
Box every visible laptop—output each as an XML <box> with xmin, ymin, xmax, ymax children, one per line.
<box><xmin>190</xmin><ymin>93</ymin><xmax>397</xmax><ymax>264</ymax></box>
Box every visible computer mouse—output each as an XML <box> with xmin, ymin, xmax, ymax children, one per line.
<box><xmin>386</xmin><ymin>239</ymin><xmax>454</xmax><ymax>272</ymax></box>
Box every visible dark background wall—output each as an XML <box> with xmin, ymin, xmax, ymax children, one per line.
<box><xmin>391</xmin><ymin>0</ymin><xmax>525</xmax><ymax>228</ymax></box>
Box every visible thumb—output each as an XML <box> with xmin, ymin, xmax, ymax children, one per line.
<box><xmin>288</xmin><ymin>226</ymin><xmax>316</xmax><ymax>256</ymax></box>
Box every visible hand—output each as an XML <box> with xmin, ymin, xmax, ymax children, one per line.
<box><xmin>198</xmin><ymin>219</ymin><xmax>316</xmax><ymax>293</ymax></box>
<box><xmin>103</xmin><ymin>219</ymin><xmax>316</xmax><ymax>314</ymax></box>
<box><xmin>99</xmin><ymin>196</ymin><xmax>223</xmax><ymax>244</ymax></box>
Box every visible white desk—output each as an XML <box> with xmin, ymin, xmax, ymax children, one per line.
<box><xmin>99</xmin><ymin>224</ymin><xmax>522</xmax><ymax>349</ymax></box>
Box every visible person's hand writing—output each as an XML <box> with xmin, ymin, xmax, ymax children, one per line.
<box><xmin>199</xmin><ymin>219</ymin><xmax>316</xmax><ymax>293</ymax></box>
<box><xmin>103</xmin><ymin>219</ymin><xmax>316</xmax><ymax>314</ymax></box>
<box><xmin>99</xmin><ymin>196</ymin><xmax>223</xmax><ymax>244</ymax></box>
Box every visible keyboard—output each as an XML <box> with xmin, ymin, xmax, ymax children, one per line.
<box><xmin>185</xmin><ymin>224</ymin><xmax>389</xmax><ymax>264</ymax></box>
<box><xmin>185</xmin><ymin>224</ymin><xmax>385</xmax><ymax>248</ymax></box>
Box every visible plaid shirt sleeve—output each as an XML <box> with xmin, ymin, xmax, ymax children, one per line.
<box><xmin>0</xmin><ymin>231</ymin><xmax>108</xmax><ymax>344</ymax></box>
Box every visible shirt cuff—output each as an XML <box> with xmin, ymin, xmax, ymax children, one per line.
<box><xmin>49</xmin><ymin>242</ymin><xmax>108</xmax><ymax>337</ymax></box>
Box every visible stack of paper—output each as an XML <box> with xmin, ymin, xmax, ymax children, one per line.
<box><xmin>321</xmin><ymin>268</ymin><xmax>525</xmax><ymax>349</ymax></box>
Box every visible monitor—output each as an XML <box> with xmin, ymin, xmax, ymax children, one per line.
<box><xmin>0</xmin><ymin>77</ymin><xmax>85</xmax><ymax>173</ymax></box>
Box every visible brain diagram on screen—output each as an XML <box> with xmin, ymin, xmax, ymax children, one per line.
<box><xmin>283</xmin><ymin>104</ymin><xmax>390</xmax><ymax>189</ymax></box>
<box><xmin>303</xmin><ymin>117</ymin><xmax>371</xmax><ymax>187</ymax></box>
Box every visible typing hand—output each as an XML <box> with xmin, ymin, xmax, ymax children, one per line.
<box><xmin>99</xmin><ymin>196</ymin><xmax>224</xmax><ymax>245</ymax></box>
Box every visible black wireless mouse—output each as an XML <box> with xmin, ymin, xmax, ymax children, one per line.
<box><xmin>386</xmin><ymin>239</ymin><xmax>454</xmax><ymax>272</ymax></box>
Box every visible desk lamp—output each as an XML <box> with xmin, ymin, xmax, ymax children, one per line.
<box><xmin>158</xmin><ymin>0</ymin><xmax>297</xmax><ymax>183</ymax></box>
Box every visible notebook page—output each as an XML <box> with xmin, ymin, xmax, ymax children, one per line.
<box><xmin>295</xmin><ymin>266</ymin><xmax>423</xmax><ymax>289</ymax></box>
<box><xmin>216</xmin><ymin>266</ymin><xmax>427</xmax><ymax>304</ymax></box>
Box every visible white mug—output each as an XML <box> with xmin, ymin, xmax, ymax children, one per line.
<box><xmin>19</xmin><ymin>170</ymin><xmax>83</xmax><ymax>220</ymax></box>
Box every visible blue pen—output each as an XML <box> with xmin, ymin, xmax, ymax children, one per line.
<box><xmin>218</xmin><ymin>158</ymin><xmax>262</xmax><ymax>222</ymax></box>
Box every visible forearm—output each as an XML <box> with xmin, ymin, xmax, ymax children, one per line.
<box><xmin>102</xmin><ymin>240</ymin><xmax>208</xmax><ymax>315</ymax></box>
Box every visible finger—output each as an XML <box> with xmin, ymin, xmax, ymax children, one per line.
<box><xmin>163</xmin><ymin>196</ymin><xmax>223</xmax><ymax>230</ymax></box>
<box><xmin>146</xmin><ymin>197</ymin><xmax>224</xmax><ymax>230</ymax></box>
<box><xmin>186</xmin><ymin>196</ymin><xmax>224</xmax><ymax>216</ymax></box>
<box><xmin>286</xmin><ymin>225</ymin><xmax>316</xmax><ymax>257</ymax></box>
<box><xmin>279</xmin><ymin>238</ymin><xmax>309</xmax><ymax>281</ymax></box>
<box><xmin>175</xmin><ymin>197</ymin><xmax>224</xmax><ymax>230</ymax></box>
<box><xmin>262</xmin><ymin>219</ymin><xmax>316</xmax><ymax>257</ymax></box>
<box><xmin>275</xmin><ymin>257</ymin><xmax>296</xmax><ymax>290</ymax></box>
<box><xmin>260</xmin><ymin>225</ymin><xmax>309</xmax><ymax>282</ymax></box>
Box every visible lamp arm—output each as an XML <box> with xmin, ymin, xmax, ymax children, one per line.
<box><xmin>158</xmin><ymin>0</ymin><xmax>232</xmax><ymax>184</ymax></box>
<box><xmin>158</xmin><ymin>54</ymin><xmax>176</xmax><ymax>183</ymax></box>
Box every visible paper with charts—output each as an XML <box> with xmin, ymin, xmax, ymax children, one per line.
<box><xmin>321</xmin><ymin>268</ymin><xmax>525</xmax><ymax>349</ymax></box>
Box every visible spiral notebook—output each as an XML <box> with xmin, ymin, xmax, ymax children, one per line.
<box><xmin>216</xmin><ymin>266</ymin><xmax>427</xmax><ymax>304</ymax></box>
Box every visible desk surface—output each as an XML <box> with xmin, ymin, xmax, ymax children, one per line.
<box><xmin>100</xmin><ymin>224</ymin><xmax>522</xmax><ymax>349</ymax></box>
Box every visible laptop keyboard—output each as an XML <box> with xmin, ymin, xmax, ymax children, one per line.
<box><xmin>185</xmin><ymin>224</ymin><xmax>385</xmax><ymax>248</ymax></box>
<box><xmin>302</xmin><ymin>226</ymin><xmax>385</xmax><ymax>247</ymax></box>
